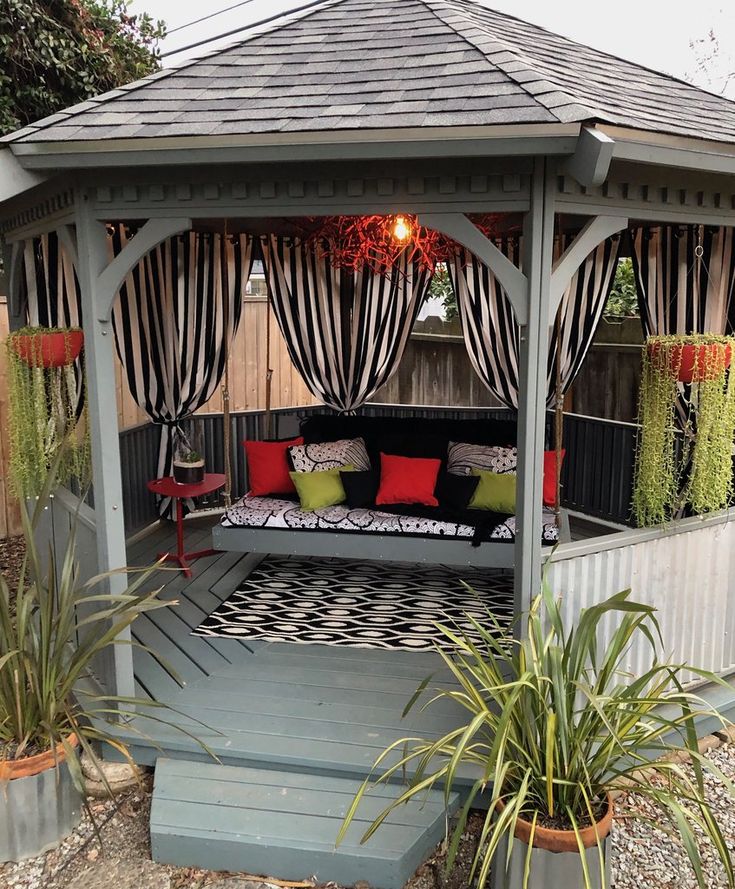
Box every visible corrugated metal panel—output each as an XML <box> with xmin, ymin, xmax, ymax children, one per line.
<box><xmin>546</xmin><ymin>516</ymin><xmax>735</xmax><ymax>682</ymax></box>
<box><xmin>0</xmin><ymin>763</ymin><xmax>82</xmax><ymax>861</ymax></box>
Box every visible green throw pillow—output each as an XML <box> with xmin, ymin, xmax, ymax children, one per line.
<box><xmin>289</xmin><ymin>465</ymin><xmax>354</xmax><ymax>511</ymax></box>
<box><xmin>469</xmin><ymin>469</ymin><xmax>516</xmax><ymax>513</ymax></box>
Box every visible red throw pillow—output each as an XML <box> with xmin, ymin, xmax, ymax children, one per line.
<box><xmin>543</xmin><ymin>449</ymin><xmax>566</xmax><ymax>507</ymax></box>
<box><xmin>244</xmin><ymin>437</ymin><xmax>304</xmax><ymax>496</ymax></box>
<box><xmin>376</xmin><ymin>453</ymin><xmax>441</xmax><ymax>507</ymax></box>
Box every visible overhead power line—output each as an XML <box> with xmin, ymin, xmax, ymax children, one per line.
<box><xmin>166</xmin><ymin>0</ymin><xmax>258</xmax><ymax>36</ymax></box>
<box><xmin>161</xmin><ymin>0</ymin><xmax>330</xmax><ymax>59</ymax></box>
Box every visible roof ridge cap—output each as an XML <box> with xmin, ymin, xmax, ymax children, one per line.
<box><xmin>421</xmin><ymin>0</ymin><xmax>594</xmax><ymax>122</ymax></box>
<box><xmin>6</xmin><ymin>0</ymin><xmax>349</xmax><ymax>141</ymax></box>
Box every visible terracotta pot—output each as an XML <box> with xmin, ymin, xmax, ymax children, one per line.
<box><xmin>648</xmin><ymin>341</ymin><xmax>732</xmax><ymax>384</ymax></box>
<box><xmin>11</xmin><ymin>331</ymin><xmax>84</xmax><ymax>368</ymax></box>
<box><xmin>498</xmin><ymin>794</ymin><xmax>614</xmax><ymax>853</ymax></box>
<box><xmin>0</xmin><ymin>734</ymin><xmax>78</xmax><ymax>781</ymax></box>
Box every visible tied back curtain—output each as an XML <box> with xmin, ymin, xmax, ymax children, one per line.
<box><xmin>260</xmin><ymin>235</ymin><xmax>432</xmax><ymax>412</ymax></box>
<box><xmin>631</xmin><ymin>225</ymin><xmax>735</xmax><ymax>337</ymax></box>
<box><xmin>449</xmin><ymin>235</ymin><xmax>622</xmax><ymax>409</ymax></box>
<box><xmin>112</xmin><ymin>231</ymin><xmax>254</xmax><ymax>517</ymax></box>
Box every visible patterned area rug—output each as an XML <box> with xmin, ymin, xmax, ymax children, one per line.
<box><xmin>193</xmin><ymin>556</ymin><xmax>514</xmax><ymax>651</ymax></box>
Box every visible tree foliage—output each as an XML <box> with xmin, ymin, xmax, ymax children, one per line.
<box><xmin>604</xmin><ymin>257</ymin><xmax>639</xmax><ymax>317</ymax></box>
<box><xmin>432</xmin><ymin>257</ymin><xmax>640</xmax><ymax>321</ymax></box>
<box><xmin>0</xmin><ymin>0</ymin><xmax>165</xmax><ymax>136</ymax></box>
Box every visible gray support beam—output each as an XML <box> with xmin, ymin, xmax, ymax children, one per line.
<box><xmin>73</xmin><ymin>192</ymin><xmax>134</xmax><ymax>699</ymax></box>
<box><xmin>421</xmin><ymin>211</ymin><xmax>528</xmax><ymax>324</ymax></box>
<box><xmin>514</xmin><ymin>158</ymin><xmax>555</xmax><ymax>620</ymax></box>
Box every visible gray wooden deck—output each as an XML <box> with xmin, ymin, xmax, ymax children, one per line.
<box><xmin>121</xmin><ymin>517</ymin><xmax>476</xmax><ymax>785</ymax></box>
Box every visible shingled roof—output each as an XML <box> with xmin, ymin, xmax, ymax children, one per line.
<box><xmin>7</xmin><ymin>0</ymin><xmax>735</xmax><ymax>145</ymax></box>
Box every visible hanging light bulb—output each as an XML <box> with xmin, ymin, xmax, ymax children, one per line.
<box><xmin>391</xmin><ymin>214</ymin><xmax>411</xmax><ymax>243</ymax></box>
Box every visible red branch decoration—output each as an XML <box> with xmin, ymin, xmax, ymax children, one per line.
<box><xmin>301</xmin><ymin>214</ymin><xmax>506</xmax><ymax>275</ymax></box>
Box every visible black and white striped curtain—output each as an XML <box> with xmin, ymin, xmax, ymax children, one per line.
<box><xmin>19</xmin><ymin>232</ymin><xmax>85</xmax><ymax>416</ymax></box>
<box><xmin>112</xmin><ymin>231</ymin><xmax>254</xmax><ymax>516</ymax></box>
<box><xmin>449</xmin><ymin>235</ymin><xmax>622</xmax><ymax>409</ymax></box>
<box><xmin>260</xmin><ymin>235</ymin><xmax>432</xmax><ymax>412</ymax></box>
<box><xmin>631</xmin><ymin>225</ymin><xmax>735</xmax><ymax>337</ymax></box>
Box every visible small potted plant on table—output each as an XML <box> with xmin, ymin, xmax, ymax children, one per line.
<box><xmin>339</xmin><ymin>584</ymin><xmax>735</xmax><ymax>889</ymax></box>
<box><xmin>173</xmin><ymin>428</ymin><xmax>205</xmax><ymax>485</ymax></box>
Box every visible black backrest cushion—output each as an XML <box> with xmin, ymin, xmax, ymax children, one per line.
<box><xmin>300</xmin><ymin>413</ymin><xmax>517</xmax><ymax>469</ymax></box>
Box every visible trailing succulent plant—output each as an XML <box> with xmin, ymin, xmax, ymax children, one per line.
<box><xmin>6</xmin><ymin>327</ymin><xmax>90</xmax><ymax>498</ymax></box>
<box><xmin>633</xmin><ymin>334</ymin><xmax>735</xmax><ymax>526</ymax></box>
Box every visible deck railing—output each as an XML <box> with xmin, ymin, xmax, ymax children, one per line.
<box><xmin>119</xmin><ymin>404</ymin><xmax>638</xmax><ymax>535</ymax></box>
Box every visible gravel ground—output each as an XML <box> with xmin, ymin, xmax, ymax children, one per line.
<box><xmin>611</xmin><ymin>742</ymin><xmax>735</xmax><ymax>888</ymax></box>
<box><xmin>3</xmin><ymin>743</ymin><xmax>735</xmax><ymax>889</ymax></box>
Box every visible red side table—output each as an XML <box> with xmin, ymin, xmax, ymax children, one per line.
<box><xmin>147</xmin><ymin>473</ymin><xmax>226</xmax><ymax>577</ymax></box>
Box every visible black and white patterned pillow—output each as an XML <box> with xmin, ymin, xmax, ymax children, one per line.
<box><xmin>288</xmin><ymin>437</ymin><xmax>371</xmax><ymax>473</ymax></box>
<box><xmin>447</xmin><ymin>441</ymin><xmax>517</xmax><ymax>476</ymax></box>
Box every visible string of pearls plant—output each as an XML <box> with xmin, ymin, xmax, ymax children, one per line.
<box><xmin>633</xmin><ymin>334</ymin><xmax>735</xmax><ymax>526</ymax></box>
<box><xmin>6</xmin><ymin>327</ymin><xmax>90</xmax><ymax>498</ymax></box>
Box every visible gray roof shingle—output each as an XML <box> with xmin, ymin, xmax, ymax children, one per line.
<box><xmin>6</xmin><ymin>0</ymin><xmax>735</xmax><ymax>145</ymax></box>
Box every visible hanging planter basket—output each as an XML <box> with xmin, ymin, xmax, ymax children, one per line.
<box><xmin>647</xmin><ymin>337</ymin><xmax>732</xmax><ymax>383</ymax></box>
<box><xmin>10</xmin><ymin>328</ymin><xmax>84</xmax><ymax>368</ymax></box>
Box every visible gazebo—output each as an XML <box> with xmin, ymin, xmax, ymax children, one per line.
<box><xmin>2</xmin><ymin>0</ymin><xmax>735</xmax><ymax>882</ymax></box>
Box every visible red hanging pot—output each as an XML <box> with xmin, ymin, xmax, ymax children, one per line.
<box><xmin>648</xmin><ymin>341</ymin><xmax>732</xmax><ymax>384</ymax></box>
<box><xmin>11</xmin><ymin>330</ymin><xmax>84</xmax><ymax>368</ymax></box>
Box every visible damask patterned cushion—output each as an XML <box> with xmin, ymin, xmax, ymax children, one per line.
<box><xmin>447</xmin><ymin>441</ymin><xmax>517</xmax><ymax>476</ymax></box>
<box><xmin>288</xmin><ymin>437</ymin><xmax>371</xmax><ymax>473</ymax></box>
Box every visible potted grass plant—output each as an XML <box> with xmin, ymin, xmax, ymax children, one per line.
<box><xmin>633</xmin><ymin>333</ymin><xmax>735</xmax><ymax>526</ymax></box>
<box><xmin>338</xmin><ymin>583</ymin><xmax>735</xmax><ymax>889</ymax></box>
<box><xmin>0</xmin><ymin>457</ymin><xmax>212</xmax><ymax>862</ymax></box>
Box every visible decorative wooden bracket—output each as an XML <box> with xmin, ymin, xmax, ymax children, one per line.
<box><xmin>421</xmin><ymin>211</ymin><xmax>529</xmax><ymax>325</ymax></box>
<box><xmin>550</xmin><ymin>215</ymin><xmax>628</xmax><ymax>317</ymax></box>
<box><xmin>94</xmin><ymin>217</ymin><xmax>192</xmax><ymax>321</ymax></box>
<box><xmin>56</xmin><ymin>223</ymin><xmax>79</xmax><ymax>272</ymax></box>
<box><xmin>6</xmin><ymin>240</ymin><xmax>23</xmax><ymax>318</ymax></box>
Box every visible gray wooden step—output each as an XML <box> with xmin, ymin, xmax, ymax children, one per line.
<box><xmin>150</xmin><ymin>758</ymin><xmax>460</xmax><ymax>889</ymax></box>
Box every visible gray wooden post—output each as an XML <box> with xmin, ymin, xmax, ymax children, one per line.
<box><xmin>74</xmin><ymin>193</ymin><xmax>135</xmax><ymax>699</ymax></box>
<box><xmin>514</xmin><ymin>158</ymin><xmax>555</xmax><ymax>618</ymax></box>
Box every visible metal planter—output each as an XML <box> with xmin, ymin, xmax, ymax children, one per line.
<box><xmin>489</xmin><ymin>834</ymin><xmax>610</xmax><ymax>889</ymax></box>
<box><xmin>0</xmin><ymin>762</ymin><xmax>82</xmax><ymax>862</ymax></box>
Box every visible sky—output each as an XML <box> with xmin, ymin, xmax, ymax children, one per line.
<box><xmin>136</xmin><ymin>0</ymin><xmax>735</xmax><ymax>98</ymax></box>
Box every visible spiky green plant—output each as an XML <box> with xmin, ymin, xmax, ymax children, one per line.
<box><xmin>338</xmin><ymin>585</ymin><xmax>735</xmax><ymax>889</ymax></box>
<box><xmin>6</xmin><ymin>327</ymin><xmax>90</xmax><ymax>498</ymax></box>
<box><xmin>0</xmin><ymin>450</ymin><xmax>214</xmax><ymax>796</ymax></box>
